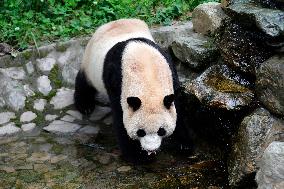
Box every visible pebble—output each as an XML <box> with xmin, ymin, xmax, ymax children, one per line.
<box><xmin>78</xmin><ymin>126</ymin><xmax>100</xmax><ymax>135</ymax></box>
<box><xmin>45</xmin><ymin>114</ymin><xmax>58</xmax><ymax>121</ymax></box>
<box><xmin>26</xmin><ymin>152</ymin><xmax>51</xmax><ymax>163</ymax></box>
<box><xmin>66</xmin><ymin>110</ymin><xmax>83</xmax><ymax>120</ymax></box>
<box><xmin>61</xmin><ymin>115</ymin><xmax>76</xmax><ymax>122</ymax></box>
<box><xmin>21</xmin><ymin>123</ymin><xmax>36</xmax><ymax>132</ymax></box>
<box><xmin>25</xmin><ymin>61</ymin><xmax>35</xmax><ymax>74</ymax></box>
<box><xmin>20</xmin><ymin>111</ymin><xmax>37</xmax><ymax>122</ymax></box>
<box><xmin>37</xmin><ymin>75</ymin><xmax>52</xmax><ymax>96</ymax></box>
<box><xmin>0</xmin><ymin>123</ymin><xmax>21</xmax><ymax>136</ymax></box>
<box><xmin>36</xmin><ymin>57</ymin><xmax>56</xmax><ymax>74</ymax></box>
<box><xmin>43</xmin><ymin>120</ymin><xmax>81</xmax><ymax>134</ymax></box>
<box><xmin>33</xmin><ymin>99</ymin><xmax>47</xmax><ymax>111</ymax></box>
<box><xmin>117</xmin><ymin>166</ymin><xmax>132</xmax><ymax>172</ymax></box>
<box><xmin>0</xmin><ymin>112</ymin><xmax>16</xmax><ymax>125</ymax></box>
<box><xmin>50</xmin><ymin>87</ymin><xmax>74</xmax><ymax>109</ymax></box>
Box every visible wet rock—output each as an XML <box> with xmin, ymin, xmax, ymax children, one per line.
<box><xmin>21</xmin><ymin>123</ymin><xmax>36</xmax><ymax>132</ymax></box>
<box><xmin>43</xmin><ymin>120</ymin><xmax>81</xmax><ymax>134</ymax></box>
<box><xmin>151</xmin><ymin>22</ymin><xmax>195</xmax><ymax>49</ymax></box>
<box><xmin>25</xmin><ymin>61</ymin><xmax>34</xmax><ymax>74</ymax></box>
<box><xmin>33</xmin><ymin>99</ymin><xmax>47</xmax><ymax>111</ymax></box>
<box><xmin>50</xmin><ymin>154</ymin><xmax>67</xmax><ymax>164</ymax></box>
<box><xmin>185</xmin><ymin>65</ymin><xmax>254</xmax><ymax>110</ymax></box>
<box><xmin>256</xmin><ymin>55</ymin><xmax>284</xmax><ymax>116</ymax></box>
<box><xmin>78</xmin><ymin>126</ymin><xmax>100</xmax><ymax>135</ymax></box>
<box><xmin>0</xmin><ymin>67</ymin><xmax>26</xmax><ymax>80</ymax></box>
<box><xmin>34</xmin><ymin>163</ymin><xmax>50</xmax><ymax>173</ymax></box>
<box><xmin>117</xmin><ymin>166</ymin><xmax>132</xmax><ymax>172</ymax></box>
<box><xmin>66</xmin><ymin>110</ymin><xmax>82</xmax><ymax>120</ymax></box>
<box><xmin>0</xmin><ymin>123</ymin><xmax>21</xmax><ymax>136</ymax></box>
<box><xmin>61</xmin><ymin>115</ymin><xmax>76</xmax><ymax>122</ymax></box>
<box><xmin>0</xmin><ymin>73</ymin><xmax>26</xmax><ymax>111</ymax></box>
<box><xmin>50</xmin><ymin>87</ymin><xmax>74</xmax><ymax>109</ymax></box>
<box><xmin>225</xmin><ymin>0</ymin><xmax>284</xmax><ymax>37</ymax></box>
<box><xmin>27</xmin><ymin>152</ymin><xmax>51</xmax><ymax>163</ymax></box>
<box><xmin>36</xmin><ymin>57</ymin><xmax>56</xmax><ymax>74</ymax></box>
<box><xmin>45</xmin><ymin>114</ymin><xmax>58</xmax><ymax>121</ymax></box>
<box><xmin>171</xmin><ymin>35</ymin><xmax>219</xmax><ymax>70</ymax></box>
<box><xmin>20</xmin><ymin>111</ymin><xmax>37</xmax><ymax>122</ymax></box>
<box><xmin>228</xmin><ymin>108</ymin><xmax>284</xmax><ymax>186</ymax></box>
<box><xmin>0</xmin><ymin>166</ymin><xmax>16</xmax><ymax>173</ymax></box>
<box><xmin>89</xmin><ymin>106</ymin><xmax>112</xmax><ymax>121</ymax></box>
<box><xmin>97</xmin><ymin>154</ymin><xmax>111</xmax><ymax>165</ymax></box>
<box><xmin>256</xmin><ymin>141</ymin><xmax>284</xmax><ymax>189</ymax></box>
<box><xmin>192</xmin><ymin>2</ymin><xmax>228</xmax><ymax>35</ymax></box>
<box><xmin>217</xmin><ymin>20</ymin><xmax>271</xmax><ymax>75</ymax></box>
<box><xmin>37</xmin><ymin>75</ymin><xmax>52</xmax><ymax>96</ymax></box>
<box><xmin>23</xmin><ymin>84</ymin><xmax>35</xmax><ymax>97</ymax></box>
<box><xmin>0</xmin><ymin>112</ymin><xmax>16</xmax><ymax>125</ymax></box>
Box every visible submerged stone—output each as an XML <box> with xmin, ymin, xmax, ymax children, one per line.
<box><xmin>43</xmin><ymin>120</ymin><xmax>81</xmax><ymax>134</ymax></box>
<box><xmin>256</xmin><ymin>55</ymin><xmax>284</xmax><ymax>116</ymax></box>
<box><xmin>171</xmin><ymin>35</ymin><xmax>219</xmax><ymax>70</ymax></box>
<box><xmin>185</xmin><ymin>65</ymin><xmax>254</xmax><ymax>110</ymax></box>
<box><xmin>228</xmin><ymin>108</ymin><xmax>284</xmax><ymax>186</ymax></box>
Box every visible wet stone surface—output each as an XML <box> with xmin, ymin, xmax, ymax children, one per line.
<box><xmin>0</xmin><ymin>120</ymin><xmax>229</xmax><ymax>189</ymax></box>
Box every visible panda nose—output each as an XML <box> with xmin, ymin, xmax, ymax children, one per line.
<box><xmin>157</xmin><ymin>127</ymin><xmax>166</xmax><ymax>136</ymax></box>
<box><xmin>137</xmin><ymin>129</ymin><xmax>146</xmax><ymax>137</ymax></box>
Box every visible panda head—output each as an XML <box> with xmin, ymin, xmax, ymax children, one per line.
<box><xmin>123</xmin><ymin>94</ymin><xmax>176</xmax><ymax>154</ymax></box>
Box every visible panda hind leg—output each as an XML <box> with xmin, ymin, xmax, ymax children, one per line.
<box><xmin>74</xmin><ymin>70</ymin><xmax>97</xmax><ymax>115</ymax></box>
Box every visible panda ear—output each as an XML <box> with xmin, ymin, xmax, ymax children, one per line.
<box><xmin>127</xmin><ymin>97</ymin><xmax>141</xmax><ymax>111</ymax></box>
<box><xmin>164</xmin><ymin>94</ymin><xmax>175</xmax><ymax>109</ymax></box>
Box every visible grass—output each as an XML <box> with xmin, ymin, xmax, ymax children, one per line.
<box><xmin>0</xmin><ymin>0</ymin><xmax>217</xmax><ymax>50</ymax></box>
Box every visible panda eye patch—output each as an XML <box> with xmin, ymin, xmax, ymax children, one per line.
<box><xmin>163</xmin><ymin>94</ymin><xmax>175</xmax><ymax>109</ymax></box>
<box><xmin>127</xmin><ymin>97</ymin><xmax>141</xmax><ymax>111</ymax></box>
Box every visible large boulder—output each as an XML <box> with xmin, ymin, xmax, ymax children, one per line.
<box><xmin>256</xmin><ymin>55</ymin><xmax>284</xmax><ymax>116</ymax></box>
<box><xmin>224</xmin><ymin>0</ymin><xmax>284</xmax><ymax>37</ymax></box>
<box><xmin>171</xmin><ymin>35</ymin><xmax>219</xmax><ymax>70</ymax></box>
<box><xmin>228</xmin><ymin>108</ymin><xmax>284</xmax><ymax>186</ymax></box>
<box><xmin>217</xmin><ymin>20</ymin><xmax>272</xmax><ymax>75</ymax></box>
<box><xmin>185</xmin><ymin>64</ymin><xmax>254</xmax><ymax>110</ymax></box>
<box><xmin>192</xmin><ymin>2</ymin><xmax>228</xmax><ymax>35</ymax></box>
<box><xmin>256</xmin><ymin>141</ymin><xmax>284</xmax><ymax>189</ymax></box>
<box><xmin>151</xmin><ymin>22</ymin><xmax>194</xmax><ymax>49</ymax></box>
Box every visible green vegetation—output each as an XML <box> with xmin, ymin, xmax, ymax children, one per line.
<box><xmin>0</xmin><ymin>0</ymin><xmax>217</xmax><ymax>50</ymax></box>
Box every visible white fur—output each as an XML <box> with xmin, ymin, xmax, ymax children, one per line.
<box><xmin>81</xmin><ymin>19</ymin><xmax>153</xmax><ymax>96</ymax></box>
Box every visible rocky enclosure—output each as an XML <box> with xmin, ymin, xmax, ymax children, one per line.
<box><xmin>0</xmin><ymin>1</ymin><xmax>284</xmax><ymax>188</ymax></box>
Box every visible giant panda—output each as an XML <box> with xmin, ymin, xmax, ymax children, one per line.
<box><xmin>74</xmin><ymin>18</ymin><xmax>191</xmax><ymax>163</ymax></box>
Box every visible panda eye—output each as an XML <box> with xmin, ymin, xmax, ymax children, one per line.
<box><xmin>127</xmin><ymin>96</ymin><xmax>141</xmax><ymax>111</ymax></box>
<box><xmin>163</xmin><ymin>94</ymin><xmax>175</xmax><ymax>109</ymax></box>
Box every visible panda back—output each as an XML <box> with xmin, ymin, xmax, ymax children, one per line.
<box><xmin>81</xmin><ymin>19</ymin><xmax>154</xmax><ymax>96</ymax></box>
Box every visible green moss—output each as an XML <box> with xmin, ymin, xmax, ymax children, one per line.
<box><xmin>17</xmin><ymin>170</ymin><xmax>43</xmax><ymax>183</ymax></box>
<box><xmin>56</xmin><ymin>43</ymin><xmax>68</xmax><ymax>52</ymax></box>
<box><xmin>49</xmin><ymin>64</ymin><xmax>63</xmax><ymax>89</ymax></box>
<box><xmin>205</xmin><ymin>75</ymin><xmax>250</xmax><ymax>93</ymax></box>
<box><xmin>22</xmin><ymin>50</ymin><xmax>33</xmax><ymax>60</ymax></box>
<box><xmin>51</xmin><ymin>144</ymin><xmax>64</xmax><ymax>154</ymax></box>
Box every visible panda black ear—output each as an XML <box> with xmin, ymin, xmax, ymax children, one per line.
<box><xmin>127</xmin><ymin>97</ymin><xmax>141</xmax><ymax>111</ymax></box>
<box><xmin>164</xmin><ymin>94</ymin><xmax>175</xmax><ymax>109</ymax></box>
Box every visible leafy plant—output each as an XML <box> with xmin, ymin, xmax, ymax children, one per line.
<box><xmin>0</xmin><ymin>0</ymin><xmax>218</xmax><ymax>50</ymax></box>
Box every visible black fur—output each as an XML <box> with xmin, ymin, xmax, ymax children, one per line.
<box><xmin>127</xmin><ymin>97</ymin><xmax>141</xmax><ymax>111</ymax></box>
<box><xmin>74</xmin><ymin>70</ymin><xmax>97</xmax><ymax>115</ymax></box>
<box><xmin>102</xmin><ymin>37</ymin><xmax>193</xmax><ymax>163</ymax></box>
<box><xmin>164</xmin><ymin>94</ymin><xmax>175</xmax><ymax>109</ymax></box>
